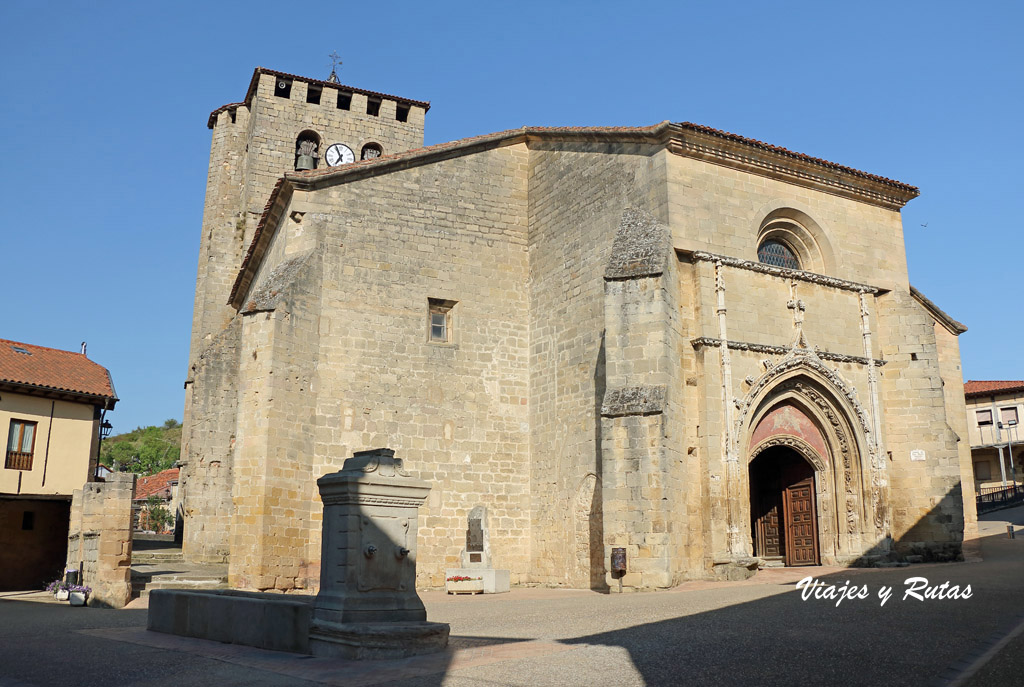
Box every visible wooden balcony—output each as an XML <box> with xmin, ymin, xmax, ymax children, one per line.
<box><xmin>5</xmin><ymin>451</ymin><xmax>33</xmax><ymax>471</ymax></box>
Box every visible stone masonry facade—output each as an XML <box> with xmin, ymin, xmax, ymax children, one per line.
<box><xmin>182</xmin><ymin>69</ymin><xmax>976</xmax><ymax>592</ymax></box>
<box><xmin>66</xmin><ymin>472</ymin><xmax>135</xmax><ymax>608</ymax></box>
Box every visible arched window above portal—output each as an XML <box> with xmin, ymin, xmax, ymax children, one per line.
<box><xmin>755</xmin><ymin>208</ymin><xmax>835</xmax><ymax>275</ymax></box>
<box><xmin>757</xmin><ymin>239</ymin><xmax>800</xmax><ymax>270</ymax></box>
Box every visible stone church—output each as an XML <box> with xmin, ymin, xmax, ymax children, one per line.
<box><xmin>181</xmin><ymin>67</ymin><xmax>976</xmax><ymax>591</ymax></box>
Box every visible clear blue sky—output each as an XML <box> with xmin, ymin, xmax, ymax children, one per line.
<box><xmin>1</xmin><ymin>1</ymin><xmax>1020</xmax><ymax>434</ymax></box>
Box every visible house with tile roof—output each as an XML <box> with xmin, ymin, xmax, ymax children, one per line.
<box><xmin>964</xmin><ymin>381</ymin><xmax>1024</xmax><ymax>493</ymax></box>
<box><xmin>181</xmin><ymin>67</ymin><xmax>976</xmax><ymax>593</ymax></box>
<box><xmin>133</xmin><ymin>467</ymin><xmax>179</xmax><ymax>533</ymax></box>
<box><xmin>0</xmin><ymin>338</ymin><xmax>117</xmax><ymax>590</ymax></box>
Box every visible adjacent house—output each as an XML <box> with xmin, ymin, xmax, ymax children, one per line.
<box><xmin>133</xmin><ymin>467</ymin><xmax>179</xmax><ymax>533</ymax></box>
<box><xmin>0</xmin><ymin>339</ymin><xmax>118</xmax><ymax>590</ymax></box>
<box><xmin>964</xmin><ymin>381</ymin><xmax>1023</xmax><ymax>493</ymax></box>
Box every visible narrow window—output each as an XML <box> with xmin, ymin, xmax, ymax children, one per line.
<box><xmin>229</xmin><ymin>109</ymin><xmax>236</xmax><ymax>124</ymax></box>
<box><xmin>337</xmin><ymin>91</ymin><xmax>352</xmax><ymax>110</ymax></box>
<box><xmin>274</xmin><ymin>78</ymin><xmax>292</xmax><ymax>99</ymax></box>
<box><xmin>396</xmin><ymin>104</ymin><xmax>410</xmax><ymax>123</ymax></box>
<box><xmin>306</xmin><ymin>84</ymin><xmax>322</xmax><ymax>105</ymax></box>
<box><xmin>757</xmin><ymin>239</ymin><xmax>800</xmax><ymax>270</ymax></box>
<box><xmin>21</xmin><ymin>511</ymin><xmax>34</xmax><ymax>530</ymax></box>
<box><xmin>361</xmin><ymin>143</ymin><xmax>383</xmax><ymax>160</ymax></box>
<box><xmin>976</xmin><ymin>409</ymin><xmax>993</xmax><ymax>426</ymax></box>
<box><xmin>428</xmin><ymin>299</ymin><xmax>457</xmax><ymax>343</ymax></box>
<box><xmin>6</xmin><ymin>419</ymin><xmax>37</xmax><ymax>471</ymax></box>
<box><xmin>366</xmin><ymin>98</ymin><xmax>381</xmax><ymax>116</ymax></box>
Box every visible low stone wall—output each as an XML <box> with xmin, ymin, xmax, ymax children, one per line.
<box><xmin>148</xmin><ymin>589</ymin><xmax>314</xmax><ymax>654</ymax></box>
<box><xmin>66</xmin><ymin>473</ymin><xmax>135</xmax><ymax>608</ymax></box>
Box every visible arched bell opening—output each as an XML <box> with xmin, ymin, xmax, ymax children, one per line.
<box><xmin>749</xmin><ymin>446</ymin><xmax>821</xmax><ymax>566</ymax></box>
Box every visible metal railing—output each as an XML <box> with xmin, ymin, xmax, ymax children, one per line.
<box><xmin>977</xmin><ymin>484</ymin><xmax>1024</xmax><ymax>514</ymax></box>
<box><xmin>979</xmin><ymin>483</ymin><xmax>1021</xmax><ymax>495</ymax></box>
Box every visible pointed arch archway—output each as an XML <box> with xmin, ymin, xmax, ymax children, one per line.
<box><xmin>734</xmin><ymin>349</ymin><xmax>887</xmax><ymax>563</ymax></box>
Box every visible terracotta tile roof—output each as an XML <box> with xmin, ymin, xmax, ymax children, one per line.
<box><xmin>135</xmin><ymin>467</ymin><xmax>179</xmax><ymax>500</ymax></box>
<box><xmin>208</xmin><ymin>67</ymin><xmax>431</xmax><ymax>128</ymax></box>
<box><xmin>0</xmin><ymin>339</ymin><xmax>117</xmax><ymax>406</ymax></box>
<box><xmin>964</xmin><ymin>381</ymin><xmax>1024</xmax><ymax>398</ymax></box>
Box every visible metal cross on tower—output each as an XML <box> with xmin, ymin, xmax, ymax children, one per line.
<box><xmin>327</xmin><ymin>52</ymin><xmax>342</xmax><ymax>83</ymax></box>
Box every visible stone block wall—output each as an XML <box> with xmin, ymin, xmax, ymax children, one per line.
<box><xmin>191</xmin><ymin>106</ymin><xmax>250</xmax><ymax>359</ymax></box>
<box><xmin>184</xmin><ymin>72</ymin><xmax>429</xmax><ymax>574</ymax></box>
<box><xmin>181</xmin><ymin>319</ymin><xmax>240</xmax><ymax>563</ymax></box>
<box><xmin>66</xmin><ymin>472</ymin><xmax>135</xmax><ymax>608</ymax></box>
<box><xmin>231</xmin><ymin>248</ymin><xmax>323</xmax><ymax>591</ymax></box>
<box><xmin>526</xmin><ymin>144</ymin><xmax>667</xmax><ymax>587</ymax></box>
<box><xmin>237</xmin><ymin>74</ymin><xmax>425</xmax><ymax>258</ymax></box>
<box><xmin>933</xmin><ymin>320</ymin><xmax>978</xmax><ymax>542</ymax></box>
<box><xmin>599</xmin><ymin>208</ymin><xmax>689</xmax><ymax>589</ymax></box>
<box><xmin>877</xmin><ymin>290</ymin><xmax>966</xmax><ymax>560</ymax></box>
<box><xmin>227</xmin><ymin>144</ymin><xmax>532</xmax><ymax>590</ymax></box>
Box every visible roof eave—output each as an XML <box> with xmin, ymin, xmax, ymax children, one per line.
<box><xmin>228</xmin><ymin>121</ymin><xmax>923</xmax><ymax>309</ymax></box>
<box><xmin>0</xmin><ymin>379</ymin><xmax>118</xmax><ymax>408</ymax></box>
<box><xmin>910</xmin><ymin>285</ymin><xmax>968</xmax><ymax>335</ymax></box>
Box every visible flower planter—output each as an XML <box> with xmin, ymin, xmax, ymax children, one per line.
<box><xmin>54</xmin><ymin>589</ymin><xmax>70</xmax><ymax>601</ymax></box>
<box><xmin>446</xmin><ymin>579</ymin><xmax>484</xmax><ymax>595</ymax></box>
<box><xmin>68</xmin><ymin>591</ymin><xmax>88</xmax><ymax>606</ymax></box>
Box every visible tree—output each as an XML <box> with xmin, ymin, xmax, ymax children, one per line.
<box><xmin>141</xmin><ymin>495</ymin><xmax>173</xmax><ymax>533</ymax></box>
<box><xmin>99</xmin><ymin>421</ymin><xmax>181</xmax><ymax>476</ymax></box>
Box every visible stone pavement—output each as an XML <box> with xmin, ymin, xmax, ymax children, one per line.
<box><xmin>1</xmin><ymin>506</ymin><xmax>1022</xmax><ymax>687</ymax></box>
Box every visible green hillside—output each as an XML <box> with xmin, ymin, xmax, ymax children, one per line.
<box><xmin>99</xmin><ymin>419</ymin><xmax>182</xmax><ymax>476</ymax></box>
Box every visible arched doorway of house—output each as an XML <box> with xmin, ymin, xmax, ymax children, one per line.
<box><xmin>749</xmin><ymin>446</ymin><xmax>820</xmax><ymax>566</ymax></box>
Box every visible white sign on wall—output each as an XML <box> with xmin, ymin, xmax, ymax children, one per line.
<box><xmin>910</xmin><ymin>449</ymin><xmax>927</xmax><ymax>462</ymax></box>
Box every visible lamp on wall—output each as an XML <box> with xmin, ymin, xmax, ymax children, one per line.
<box><xmin>98</xmin><ymin>417</ymin><xmax>113</xmax><ymax>461</ymax></box>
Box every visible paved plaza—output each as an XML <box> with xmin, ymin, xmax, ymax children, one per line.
<box><xmin>1</xmin><ymin>506</ymin><xmax>1022</xmax><ymax>687</ymax></box>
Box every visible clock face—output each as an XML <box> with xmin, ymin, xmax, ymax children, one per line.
<box><xmin>325</xmin><ymin>143</ymin><xmax>355</xmax><ymax>167</ymax></box>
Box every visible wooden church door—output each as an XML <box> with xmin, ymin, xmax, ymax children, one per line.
<box><xmin>783</xmin><ymin>475</ymin><xmax>819</xmax><ymax>566</ymax></box>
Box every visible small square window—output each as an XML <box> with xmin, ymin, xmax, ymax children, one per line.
<box><xmin>366</xmin><ymin>98</ymin><xmax>381</xmax><ymax>117</ymax></box>
<box><xmin>306</xmin><ymin>84</ymin><xmax>322</xmax><ymax>105</ymax></box>
<box><xmin>396</xmin><ymin>104</ymin><xmax>410</xmax><ymax>122</ymax></box>
<box><xmin>337</xmin><ymin>91</ymin><xmax>352</xmax><ymax>110</ymax></box>
<box><xmin>428</xmin><ymin>299</ymin><xmax>457</xmax><ymax>343</ymax></box>
<box><xmin>1001</xmin><ymin>407</ymin><xmax>1019</xmax><ymax>425</ymax></box>
<box><xmin>977</xmin><ymin>409</ymin><xmax>993</xmax><ymax>426</ymax></box>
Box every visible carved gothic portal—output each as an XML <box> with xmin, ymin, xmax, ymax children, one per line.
<box><xmin>749</xmin><ymin>446</ymin><xmax>820</xmax><ymax>566</ymax></box>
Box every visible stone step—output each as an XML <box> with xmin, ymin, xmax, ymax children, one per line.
<box><xmin>132</xmin><ymin>552</ymin><xmax>184</xmax><ymax>563</ymax></box>
<box><xmin>131</xmin><ymin>577</ymin><xmax>228</xmax><ymax>599</ymax></box>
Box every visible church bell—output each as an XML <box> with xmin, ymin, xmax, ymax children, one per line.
<box><xmin>296</xmin><ymin>154</ymin><xmax>316</xmax><ymax>171</ymax></box>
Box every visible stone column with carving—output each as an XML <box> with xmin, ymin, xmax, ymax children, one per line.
<box><xmin>309</xmin><ymin>448</ymin><xmax>449</xmax><ymax>659</ymax></box>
